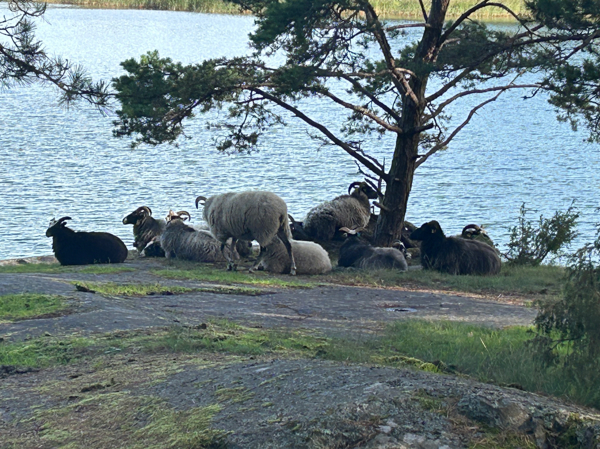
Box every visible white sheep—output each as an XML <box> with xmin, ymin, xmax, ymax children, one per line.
<box><xmin>258</xmin><ymin>239</ymin><xmax>332</xmax><ymax>275</ymax></box>
<box><xmin>196</xmin><ymin>191</ymin><xmax>296</xmax><ymax>274</ymax></box>
<box><xmin>302</xmin><ymin>182</ymin><xmax>378</xmax><ymax>241</ymax></box>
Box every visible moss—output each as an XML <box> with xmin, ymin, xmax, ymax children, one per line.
<box><xmin>0</xmin><ymin>293</ymin><xmax>71</xmax><ymax>322</ymax></box>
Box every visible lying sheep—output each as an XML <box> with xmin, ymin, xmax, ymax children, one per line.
<box><xmin>160</xmin><ymin>210</ymin><xmax>232</xmax><ymax>262</ymax></box>
<box><xmin>46</xmin><ymin>216</ymin><xmax>128</xmax><ymax>265</ymax></box>
<box><xmin>459</xmin><ymin>224</ymin><xmax>497</xmax><ymax>250</ymax></box>
<box><xmin>196</xmin><ymin>191</ymin><xmax>296</xmax><ymax>274</ymax></box>
<box><xmin>122</xmin><ymin>206</ymin><xmax>166</xmax><ymax>257</ymax></box>
<box><xmin>410</xmin><ymin>221</ymin><xmax>501</xmax><ymax>275</ymax></box>
<box><xmin>302</xmin><ymin>182</ymin><xmax>378</xmax><ymax>241</ymax></box>
<box><xmin>257</xmin><ymin>238</ymin><xmax>332</xmax><ymax>275</ymax></box>
<box><xmin>337</xmin><ymin>227</ymin><xmax>408</xmax><ymax>270</ymax></box>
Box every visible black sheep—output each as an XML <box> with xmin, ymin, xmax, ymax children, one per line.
<box><xmin>122</xmin><ymin>206</ymin><xmax>166</xmax><ymax>256</ymax></box>
<box><xmin>338</xmin><ymin>227</ymin><xmax>408</xmax><ymax>270</ymax></box>
<box><xmin>410</xmin><ymin>221</ymin><xmax>501</xmax><ymax>275</ymax></box>
<box><xmin>46</xmin><ymin>217</ymin><xmax>128</xmax><ymax>265</ymax></box>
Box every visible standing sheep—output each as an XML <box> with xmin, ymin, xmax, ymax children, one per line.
<box><xmin>46</xmin><ymin>217</ymin><xmax>128</xmax><ymax>265</ymax></box>
<box><xmin>196</xmin><ymin>191</ymin><xmax>296</xmax><ymax>274</ymax></box>
<box><xmin>122</xmin><ymin>206</ymin><xmax>166</xmax><ymax>257</ymax></box>
<box><xmin>338</xmin><ymin>227</ymin><xmax>408</xmax><ymax>270</ymax></box>
<box><xmin>410</xmin><ymin>221</ymin><xmax>501</xmax><ymax>275</ymax></box>
<box><xmin>257</xmin><ymin>239</ymin><xmax>332</xmax><ymax>275</ymax></box>
<box><xmin>302</xmin><ymin>182</ymin><xmax>378</xmax><ymax>241</ymax></box>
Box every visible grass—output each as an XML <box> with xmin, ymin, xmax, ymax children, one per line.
<box><xmin>153</xmin><ymin>261</ymin><xmax>317</xmax><ymax>289</ymax></box>
<box><xmin>0</xmin><ymin>293</ymin><xmax>70</xmax><ymax>322</ymax></box>
<box><xmin>40</xmin><ymin>0</ymin><xmax>528</xmax><ymax>19</ymax></box>
<box><xmin>71</xmin><ymin>280</ymin><xmax>265</xmax><ymax>296</ymax></box>
<box><xmin>0</xmin><ymin>263</ymin><xmax>135</xmax><ymax>274</ymax></box>
<box><xmin>2</xmin><ymin>319</ymin><xmax>598</xmax><ymax>409</ymax></box>
<box><xmin>326</xmin><ymin>263</ymin><xmax>565</xmax><ymax>302</ymax></box>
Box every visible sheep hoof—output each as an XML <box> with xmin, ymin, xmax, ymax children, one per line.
<box><xmin>290</xmin><ymin>268</ymin><xmax>297</xmax><ymax>276</ymax></box>
<box><xmin>227</xmin><ymin>263</ymin><xmax>238</xmax><ymax>271</ymax></box>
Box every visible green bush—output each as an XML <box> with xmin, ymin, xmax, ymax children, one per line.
<box><xmin>504</xmin><ymin>202</ymin><xmax>579</xmax><ymax>266</ymax></box>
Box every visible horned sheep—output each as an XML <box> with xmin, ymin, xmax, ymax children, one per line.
<box><xmin>338</xmin><ymin>227</ymin><xmax>408</xmax><ymax>271</ymax></box>
<box><xmin>410</xmin><ymin>221</ymin><xmax>501</xmax><ymax>276</ymax></box>
<box><xmin>301</xmin><ymin>182</ymin><xmax>378</xmax><ymax>241</ymax></box>
<box><xmin>46</xmin><ymin>217</ymin><xmax>128</xmax><ymax>265</ymax></box>
<box><xmin>196</xmin><ymin>191</ymin><xmax>296</xmax><ymax>274</ymax></box>
<box><xmin>122</xmin><ymin>206</ymin><xmax>166</xmax><ymax>257</ymax></box>
<box><xmin>257</xmin><ymin>239</ymin><xmax>332</xmax><ymax>275</ymax></box>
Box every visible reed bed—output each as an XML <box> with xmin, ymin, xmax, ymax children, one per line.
<box><xmin>41</xmin><ymin>0</ymin><xmax>527</xmax><ymax>19</ymax></box>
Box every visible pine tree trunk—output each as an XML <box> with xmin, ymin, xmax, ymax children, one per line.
<box><xmin>372</xmin><ymin>0</ymin><xmax>450</xmax><ymax>247</ymax></box>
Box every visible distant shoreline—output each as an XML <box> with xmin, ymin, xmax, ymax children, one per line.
<box><xmin>40</xmin><ymin>0</ymin><xmax>525</xmax><ymax>20</ymax></box>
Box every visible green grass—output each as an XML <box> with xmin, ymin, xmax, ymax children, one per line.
<box><xmin>71</xmin><ymin>281</ymin><xmax>264</xmax><ymax>296</ymax></box>
<box><xmin>3</xmin><ymin>319</ymin><xmax>597</xmax><ymax>409</ymax></box>
<box><xmin>0</xmin><ymin>293</ymin><xmax>70</xmax><ymax>322</ymax></box>
<box><xmin>41</xmin><ymin>0</ymin><xmax>528</xmax><ymax>19</ymax></box>
<box><xmin>0</xmin><ymin>263</ymin><xmax>135</xmax><ymax>274</ymax></box>
<box><xmin>327</xmin><ymin>264</ymin><xmax>565</xmax><ymax>302</ymax></box>
<box><xmin>153</xmin><ymin>261</ymin><xmax>316</xmax><ymax>289</ymax></box>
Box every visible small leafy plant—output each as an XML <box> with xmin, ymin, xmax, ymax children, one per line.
<box><xmin>504</xmin><ymin>202</ymin><xmax>579</xmax><ymax>266</ymax></box>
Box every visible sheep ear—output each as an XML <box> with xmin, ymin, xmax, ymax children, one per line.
<box><xmin>431</xmin><ymin>228</ymin><xmax>436</xmax><ymax>234</ymax></box>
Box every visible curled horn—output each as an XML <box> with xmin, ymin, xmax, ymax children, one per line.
<box><xmin>288</xmin><ymin>214</ymin><xmax>296</xmax><ymax>224</ymax></box>
<box><xmin>57</xmin><ymin>216</ymin><xmax>72</xmax><ymax>225</ymax></box>
<box><xmin>339</xmin><ymin>226</ymin><xmax>358</xmax><ymax>235</ymax></box>
<box><xmin>347</xmin><ymin>181</ymin><xmax>363</xmax><ymax>194</ymax></box>
<box><xmin>140</xmin><ymin>206</ymin><xmax>152</xmax><ymax>215</ymax></box>
<box><xmin>195</xmin><ymin>196</ymin><xmax>207</xmax><ymax>209</ymax></box>
<box><xmin>176</xmin><ymin>211</ymin><xmax>191</xmax><ymax>221</ymax></box>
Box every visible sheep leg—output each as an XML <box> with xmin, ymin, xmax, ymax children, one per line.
<box><xmin>249</xmin><ymin>246</ymin><xmax>265</xmax><ymax>273</ymax></box>
<box><xmin>221</xmin><ymin>242</ymin><xmax>237</xmax><ymax>271</ymax></box>
<box><xmin>277</xmin><ymin>230</ymin><xmax>297</xmax><ymax>276</ymax></box>
<box><xmin>230</xmin><ymin>238</ymin><xmax>241</xmax><ymax>261</ymax></box>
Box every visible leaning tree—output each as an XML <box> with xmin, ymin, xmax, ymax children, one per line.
<box><xmin>111</xmin><ymin>0</ymin><xmax>600</xmax><ymax>246</ymax></box>
<box><xmin>1</xmin><ymin>0</ymin><xmax>108</xmax><ymax>103</ymax></box>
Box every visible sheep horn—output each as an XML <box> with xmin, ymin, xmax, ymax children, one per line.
<box><xmin>195</xmin><ymin>196</ymin><xmax>207</xmax><ymax>209</ymax></box>
<box><xmin>57</xmin><ymin>216</ymin><xmax>72</xmax><ymax>225</ymax></box>
<box><xmin>176</xmin><ymin>211</ymin><xmax>191</xmax><ymax>221</ymax></box>
<box><xmin>347</xmin><ymin>182</ymin><xmax>362</xmax><ymax>194</ymax></box>
<box><xmin>288</xmin><ymin>214</ymin><xmax>296</xmax><ymax>223</ymax></box>
<box><xmin>141</xmin><ymin>206</ymin><xmax>152</xmax><ymax>215</ymax></box>
<box><xmin>339</xmin><ymin>227</ymin><xmax>358</xmax><ymax>235</ymax></box>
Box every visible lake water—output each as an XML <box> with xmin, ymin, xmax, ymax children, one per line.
<box><xmin>1</xmin><ymin>6</ymin><xmax>598</xmax><ymax>261</ymax></box>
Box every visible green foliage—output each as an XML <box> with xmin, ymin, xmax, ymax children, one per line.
<box><xmin>532</xmin><ymin>228</ymin><xmax>600</xmax><ymax>376</ymax></box>
<box><xmin>504</xmin><ymin>202</ymin><xmax>579</xmax><ymax>266</ymax></box>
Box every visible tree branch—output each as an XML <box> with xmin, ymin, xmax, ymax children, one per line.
<box><xmin>252</xmin><ymin>87</ymin><xmax>389</xmax><ymax>180</ymax></box>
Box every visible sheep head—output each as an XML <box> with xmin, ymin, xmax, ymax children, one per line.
<box><xmin>348</xmin><ymin>182</ymin><xmax>378</xmax><ymax>200</ymax></box>
<box><xmin>122</xmin><ymin>206</ymin><xmax>152</xmax><ymax>225</ymax></box>
<box><xmin>410</xmin><ymin>221</ymin><xmax>445</xmax><ymax>241</ymax></box>
<box><xmin>46</xmin><ymin>216</ymin><xmax>72</xmax><ymax>237</ymax></box>
<box><xmin>166</xmin><ymin>210</ymin><xmax>191</xmax><ymax>223</ymax></box>
<box><xmin>461</xmin><ymin>224</ymin><xmax>486</xmax><ymax>238</ymax></box>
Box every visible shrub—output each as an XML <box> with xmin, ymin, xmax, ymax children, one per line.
<box><xmin>504</xmin><ymin>202</ymin><xmax>579</xmax><ymax>266</ymax></box>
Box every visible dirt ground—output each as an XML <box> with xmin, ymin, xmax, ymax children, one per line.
<box><xmin>1</xmin><ymin>256</ymin><xmax>599</xmax><ymax>448</ymax></box>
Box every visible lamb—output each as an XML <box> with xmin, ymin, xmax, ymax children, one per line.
<box><xmin>122</xmin><ymin>206</ymin><xmax>166</xmax><ymax>257</ymax></box>
<box><xmin>46</xmin><ymin>216</ymin><xmax>128</xmax><ymax>265</ymax></box>
<box><xmin>196</xmin><ymin>191</ymin><xmax>296</xmax><ymax>274</ymax></box>
<box><xmin>159</xmin><ymin>210</ymin><xmax>232</xmax><ymax>262</ymax></box>
<box><xmin>257</xmin><ymin>239</ymin><xmax>332</xmax><ymax>275</ymax></box>
<box><xmin>337</xmin><ymin>227</ymin><xmax>408</xmax><ymax>271</ymax></box>
<box><xmin>302</xmin><ymin>182</ymin><xmax>378</xmax><ymax>241</ymax></box>
<box><xmin>410</xmin><ymin>221</ymin><xmax>501</xmax><ymax>275</ymax></box>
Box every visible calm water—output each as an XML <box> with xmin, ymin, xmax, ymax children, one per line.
<box><xmin>1</xmin><ymin>6</ymin><xmax>598</xmax><ymax>260</ymax></box>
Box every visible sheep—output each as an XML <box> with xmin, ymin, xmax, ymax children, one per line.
<box><xmin>337</xmin><ymin>227</ymin><xmax>408</xmax><ymax>271</ymax></box>
<box><xmin>301</xmin><ymin>182</ymin><xmax>378</xmax><ymax>242</ymax></box>
<box><xmin>257</xmin><ymin>238</ymin><xmax>332</xmax><ymax>275</ymax></box>
<box><xmin>46</xmin><ymin>216</ymin><xmax>128</xmax><ymax>265</ymax></box>
<box><xmin>459</xmin><ymin>223</ymin><xmax>497</xmax><ymax>250</ymax></box>
<box><xmin>195</xmin><ymin>191</ymin><xmax>296</xmax><ymax>274</ymax></box>
<box><xmin>159</xmin><ymin>210</ymin><xmax>233</xmax><ymax>262</ymax></box>
<box><xmin>410</xmin><ymin>221</ymin><xmax>501</xmax><ymax>275</ymax></box>
<box><xmin>122</xmin><ymin>206</ymin><xmax>166</xmax><ymax>257</ymax></box>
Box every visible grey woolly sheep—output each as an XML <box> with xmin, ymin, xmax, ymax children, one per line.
<box><xmin>302</xmin><ymin>182</ymin><xmax>378</xmax><ymax>241</ymax></box>
<box><xmin>410</xmin><ymin>221</ymin><xmax>501</xmax><ymax>275</ymax></box>
<box><xmin>257</xmin><ymin>239</ymin><xmax>332</xmax><ymax>275</ymax></box>
<box><xmin>122</xmin><ymin>206</ymin><xmax>166</xmax><ymax>257</ymax></box>
<box><xmin>46</xmin><ymin>216</ymin><xmax>128</xmax><ymax>265</ymax></box>
<box><xmin>337</xmin><ymin>227</ymin><xmax>408</xmax><ymax>271</ymax></box>
<box><xmin>159</xmin><ymin>210</ymin><xmax>233</xmax><ymax>262</ymax></box>
<box><xmin>196</xmin><ymin>191</ymin><xmax>296</xmax><ymax>274</ymax></box>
